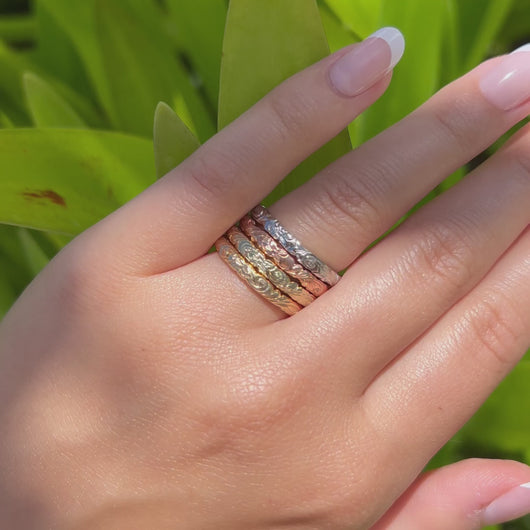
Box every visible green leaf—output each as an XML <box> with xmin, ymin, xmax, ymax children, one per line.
<box><xmin>0</xmin><ymin>41</ymin><xmax>31</xmax><ymax>125</ymax></box>
<box><xmin>426</xmin><ymin>433</ymin><xmax>464</xmax><ymax>470</ymax></box>
<box><xmin>317</xmin><ymin>2</ymin><xmax>361</xmax><ymax>146</ymax></box>
<box><xmin>495</xmin><ymin>0</ymin><xmax>530</xmax><ymax>53</ymax></box>
<box><xmin>219</xmin><ymin>0</ymin><xmax>351</xmax><ymax>203</ymax></box>
<box><xmin>0</xmin><ymin>225</ymin><xmax>34</xmax><ymax>293</ymax></box>
<box><xmin>153</xmin><ymin>102</ymin><xmax>200</xmax><ymax>179</ymax></box>
<box><xmin>95</xmin><ymin>0</ymin><xmax>215</xmax><ymax>140</ymax></box>
<box><xmin>522</xmin><ymin>348</ymin><xmax>530</xmax><ymax>363</ymax></box>
<box><xmin>94</xmin><ymin>0</ymin><xmax>162</xmax><ymax>136</ymax></box>
<box><xmin>0</xmin><ymin>111</ymin><xmax>14</xmax><ymax>128</ymax></box>
<box><xmin>0</xmin><ymin>13</ymin><xmax>36</xmax><ymax>44</ymax></box>
<box><xmin>460</xmin><ymin>363</ymin><xmax>530</xmax><ymax>455</ymax></box>
<box><xmin>120</xmin><ymin>0</ymin><xmax>174</xmax><ymax>53</ymax></box>
<box><xmin>437</xmin><ymin>166</ymin><xmax>467</xmax><ymax>193</ymax></box>
<box><xmin>0</xmin><ymin>264</ymin><xmax>17</xmax><ymax>319</ymax></box>
<box><xmin>0</xmin><ymin>225</ymin><xmax>30</xmax><ymax>276</ymax></box>
<box><xmin>165</xmin><ymin>0</ymin><xmax>227</xmax><ymax>111</ymax></box>
<box><xmin>0</xmin><ymin>41</ymin><xmax>99</xmax><ymax>130</ymax></box>
<box><xmin>219</xmin><ymin>0</ymin><xmax>327</xmax><ymax>127</ymax></box>
<box><xmin>360</xmin><ymin>0</ymin><xmax>447</xmax><ymax>141</ymax></box>
<box><xmin>0</xmin><ymin>129</ymin><xmax>155</xmax><ymax>235</ymax></box>
<box><xmin>43</xmin><ymin>232</ymin><xmax>73</xmax><ymax>251</ymax></box>
<box><xmin>322</xmin><ymin>0</ymin><xmax>382</xmax><ymax>39</ymax></box>
<box><xmin>16</xmin><ymin>228</ymin><xmax>50</xmax><ymax>276</ymax></box>
<box><xmin>33</xmin><ymin>0</ymin><xmax>100</xmax><ymax>107</ymax></box>
<box><xmin>456</xmin><ymin>0</ymin><xmax>514</xmax><ymax>71</ymax></box>
<box><xmin>50</xmin><ymin>79</ymin><xmax>107</xmax><ymax>129</ymax></box>
<box><xmin>23</xmin><ymin>72</ymin><xmax>86</xmax><ymax>128</ymax></box>
<box><xmin>35</xmin><ymin>0</ymin><xmax>115</xmax><ymax>125</ymax></box>
<box><xmin>1</xmin><ymin>13</ymin><xmax>103</xmax><ymax>129</ymax></box>
<box><xmin>438</xmin><ymin>0</ymin><xmax>460</xmax><ymax>86</ymax></box>
<box><xmin>318</xmin><ymin>1</ymin><xmax>360</xmax><ymax>54</ymax></box>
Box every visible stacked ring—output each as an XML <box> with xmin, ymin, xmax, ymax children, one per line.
<box><xmin>251</xmin><ymin>205</ymin><xmax>341</xmax><ymax>287</ymax></box>
<box><xmin>239</xmin><ymin>215</ymin><xmax>328</xmax><ymax>297</ymax></box>
<box><xmin>215</xmin><ymin>204</ymin><xmax>340</xmax><ymax>316</ymax></box>
<box><xmin>226</xmin><ymin>226</ymin><xmax>315</xmax><ymax>306</ymax></box>
<box><xmin>215</xmin><ymin>237</ymin><xmax>302</xmax><ymax>316</ymax></box>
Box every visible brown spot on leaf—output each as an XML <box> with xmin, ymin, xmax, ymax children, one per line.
<box><xmin>22</xmin><ymin>189</ymin><xmax>67</xmax><ymax>207</ymax></box>
<box><xmin>106</xmin><ymin>185</ymin><xmax>116</xmax><ymax>201</ymax></box>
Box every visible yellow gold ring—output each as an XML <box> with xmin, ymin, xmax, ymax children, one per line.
<box><xmin>226</xmin><ymin>226</ymin><xmax>315</xmax><ymax>307</ymax></box>
<box><xmin>239</xmin><ymin>215</ymin><xmax>328</xmax><ymax>297</ymax></box>
<box><xmin>215</xmin><ymin>236</ymin><xmax>302</xmax><ymax>316</ymax></box>
<box><xmin>251</xmin><ymin>205</ymin><xmax>341</xmax><ymax>287</ymax></box>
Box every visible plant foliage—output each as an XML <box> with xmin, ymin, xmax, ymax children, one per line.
<box><xmin>0</xmin><ymin>1</ymin><xmax>529</xmax><ymax>527</ymax></box>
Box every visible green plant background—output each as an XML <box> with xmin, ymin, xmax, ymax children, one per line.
<box><xmin>0</xmin><ymin>0</ymin><xmax>529</xmax><ymax>528</ymax></box>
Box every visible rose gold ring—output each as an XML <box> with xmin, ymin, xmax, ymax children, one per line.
<box><xmin>251</xmin><ymin>205</ymin><xmax>341</xmax><ymax>286</ymax></box>
<box><xmin>239</xmin><ymin>215</ymin><xmax>328</xmax><ymax>297</ymax></box>
<box><xmin>215</xmin><ymin>236</ymin><xmax>302</xmax><ymax>316</ymax></box>
<box><xmin>226</xmin><ymin>226</ymin><xmax>315</xmax><ymax>307</ymax></box>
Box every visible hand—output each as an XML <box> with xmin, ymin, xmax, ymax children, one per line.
<box><xmin>1</xmin><ymin>29</ymin><xmax>530</xmax><ymax>530</ymax></box>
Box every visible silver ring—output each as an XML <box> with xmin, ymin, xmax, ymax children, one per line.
<box><xmin>250</xmin><ymin>205</ymin><xmax>341</xmax><ymax>286</ymax></box>
<box><xmin>226</xmin><ymin>226</ymin><xmax>315</xmax><ymax>306</ymax></box>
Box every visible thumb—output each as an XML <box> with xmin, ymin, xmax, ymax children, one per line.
<box><xmin>371</xmin><ymin>458</ymin><xmax>530</xmax><ymax>529</ymax></box>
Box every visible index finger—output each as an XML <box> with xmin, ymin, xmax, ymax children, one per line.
<box><xmin>84</xmin><ymin>28</ymin><xmax>404</xmax><ymax>274</ymax></box>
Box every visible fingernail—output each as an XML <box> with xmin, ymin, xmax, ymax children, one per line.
<box><xmin>479</xmin><ymin>43</ymin><xmax>530</xmax><ymax>110</ymax></box>
<box><xmin>512</xmin><ymin>43</ymin><xmax>530</xmax><ymax>54</ymax></box>
<box><xmin>328</xmin><ymin>27</ymin><xmax>405</xmax><ymax>97</ymax></box>
<box><xmin>482</xmin><ymin>482</ymin><xmax>530</xmax><ymax>525</ymax></box>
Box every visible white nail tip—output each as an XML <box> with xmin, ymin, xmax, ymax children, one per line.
<box><xmin>369</xmin><ymin>27</ymin><xmax>405</xmax><ymax>68</ymax></box>
<box><xmin>511</xmin><ymin>43</ymin><xmax>530</xmax><ymax>54</ymax></box>
<box><xmin>520</xmin><ymin>482</ymin><xmax>530</xmax><ymax>489</ymax></box>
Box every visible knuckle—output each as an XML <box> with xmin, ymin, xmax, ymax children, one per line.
<box><xmin>510</xmin><ymin>142</ymin><xmax>530</xmax><ymax>187</ymax></box>
<box><xmin>52</xmin><ymin>244</ymin><xmax>111</xmax><ymax>315</ymax></box>
<box><xmin>464</xmin><ymin>292</ymin><xmax>524</xmax><ymax>369</ymax></box>
<box><xmin>431</xmin><ymin>92</ymin><xmax>484</xmax><ymax>153</ymax></box>
<box><xmin>403</xmin><ymin>221</ymin><xmax>475</xmax><ymax>292</ymax></box>
<box><xmin>183</xmin><ymin>147</ymin><xmax>246</xmax><ymax>205</ymax></box>
<box><xmin>309</xmin><ymin>168</ymin><xmax>382</xmax><ymax>243</ymax></box>
<box><xmin>190</xmin><ymin>363</ymin><xmax>305</xmax><ymax>453</ymax></box>
<box><xmin>222</xmin><ymin>377</ymin><xmax>294</xmax><ymax>430</ymax></box>
<box><xmin>265</xmin><ymin>83</ymin><xmax>315</xmax><ymax>142</ymax></box>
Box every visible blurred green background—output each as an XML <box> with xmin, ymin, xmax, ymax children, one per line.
<box><xmin>0</xmin><ymin>0</ymin><xmax>529</xmax><ymax>527</ymax></box>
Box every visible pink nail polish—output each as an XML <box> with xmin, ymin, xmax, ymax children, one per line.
<box><xmin>479</xmin><ymin>44</ymin><xmax>530</xmax><ymax>110</ymax></box>
<box><xmin>328</xmin><ymin>27</ymin><xmax>405</xmax><ymax>97</ymax></box>
<box><xmin>482</xmin><ymin>482</ymin><xmax>530</xmax><ymax>525</ymax></box>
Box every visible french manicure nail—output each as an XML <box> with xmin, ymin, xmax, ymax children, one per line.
<box><xmin>511</xmin><ymin>43</ymin><xmax>530</xmax><ymax>54</ymax></box>
<box><xmin>328</xmin><ymin>27</ymin><xmax>405</xmax><ymax>97</ymax></box>
<box><xmin>482</xmin><ymin>482</ymin><xmax>530</xmax><ymax>525</ymax></box>
<box><xmin>479</xmin><ymin>43</ymin><xmax>530</xmax><ymax>110</ymax></box>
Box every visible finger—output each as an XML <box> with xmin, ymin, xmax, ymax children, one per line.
<box><xmin>362</xmin><ymin>224</ymin><xmax>530</xmax><ymax>484</ymax></box>
<box><xmin>299</xmin><ymin>122</ymin><xmax>530</xmax><ymax>390</ymax></box>
<box><xmin>268</xmin><ymin>48</ymin><xmax>530</xmax><ymax>272</ymax></box>
<box><xmin>82</xmin><ymin>28</ymin><xmax>404</xmax><ymax>274</ymax></box>
<box><xmin>371</xmin><ymin>459</ymin><xmax>530</xmax><ymax>530</ymax></box>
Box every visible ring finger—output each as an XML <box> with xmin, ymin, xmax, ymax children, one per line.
<box><xmin>212</xmin><ymin>47</ymin><xmax>530</xmax><ymax>324</ymax></box>
<box><xmin>192</xmin><ymin>47</ymin><xmax>530</xmax><ymax>326</ymax></box>
<box><xmin>79</xmin><ymin>28</ymin><xmax>403</xmax><ymax>275</ymax></box>
<box><xmin>295</xmin><ymin>121</ymin><xmax>530</xmax><ymax>391</ymax></box>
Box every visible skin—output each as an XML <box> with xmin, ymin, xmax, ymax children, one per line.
<box><xmin>0</xmin><ymin>40</ymin><xmax>530</xmax><ymax>529</ymax></box>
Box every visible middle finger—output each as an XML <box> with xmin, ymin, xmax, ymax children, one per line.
<box><xmin>269</xmin><ymin>49</ymin><xmax>530</xmax><ymax>272</ymax></box>
<box><xmin>297</xmin><ymin>121</ymin><xmax>530</xmax><ymax>392</ymax></box>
